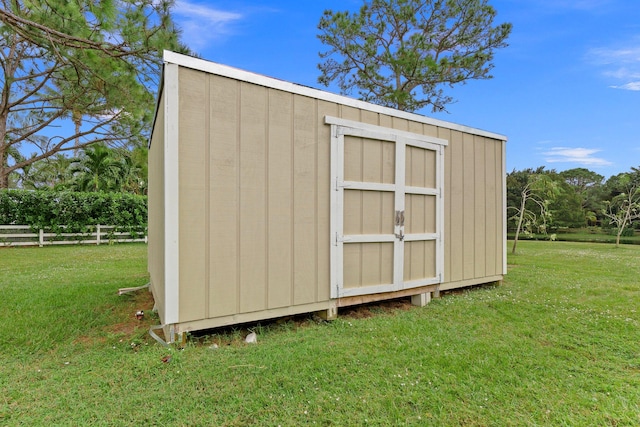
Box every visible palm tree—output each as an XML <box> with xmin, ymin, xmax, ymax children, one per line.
<box><xmin>19</xmin><ymin>154</ymin><xmax>73</xmax><ymax>189</ymax></box>
<box><xmin>68</xmin><ymin>144</ymin><xmax>124</xmax><ymax>192</ymax></box>
<box><xmin>113</xmin><ymin>146</ymin><xmax>148</xmax><ymax>195</ymax></box>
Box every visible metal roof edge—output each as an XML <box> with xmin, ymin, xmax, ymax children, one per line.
<box><xmin>148</xmin><ymin>65</ymin><xmax>166</xmax><ymax>149</ymax></box>
<box><xmin>162</xmin><ymin>50</ymin><xmax>507</xmax><ymax>142</ymax></box>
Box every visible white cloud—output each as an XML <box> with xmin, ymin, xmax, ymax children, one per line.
<box><xmin>543</xmin><ymin>147</ymin><xmax>612</xmax><ymax>166</ymax></box>
<box><xmin>173</xmin><ymin>1</ymin><xmax>243</xmax><ymax>50</ymax></box>
<box><xmin>587</xmin><ymin>40</ymin><xmax>640</xmax><ymax>91</ymax></box>
<box><xmin>610</xmin><ymin>81</ymin><xmax>640</xmax><ymax>91</ymax></box>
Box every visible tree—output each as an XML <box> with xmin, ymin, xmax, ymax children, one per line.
<box><xmin>558</xmin><ymin>167</ymin><xmax>604</xmax><ymax>223</ymax></box>
<box><xmin>602</xmin><ymin>170</ymin><xmax>640</xmax><ymax>247</ymax></box>
<box><xmin>509</xmin><ymin>174</ymin><xmax>559</xmax><ymax>254</ymax></box>
<box><xmin>67</xmin><ymin>144</ymin><xmax>124</xmax><ymax>192</ymax></box>
<box><xmin>114</xmin><ymin>145</ymin><xmax>148</xmax><ymax>195</ymax></box>
<box><xmin>0</xmin><ymin>0</ymin><xmax>189</xmax><ymax>188</ymax></box>
<box><xmin>317</xmin><ymin>0</ymin><xmax>512</xmax><ymax>112</ymax></box>
<box><xmin>547</xmin><ymin>178</ymin><xmax>585</xmax><ymax>228</ymax></box>
<box><xmin>506</xmin><ymin>167</ymin><xmax>546</xmax><ymax>230</ymax></box>
<box><xmin>558</xmin><ymin>168</ymin><xmax>604</xmax><ymax>196</ymax></box>
<box><xmin>18</xmin><ymin>153</ymin><xmax>72</xmax><ymax>189</ymax></box>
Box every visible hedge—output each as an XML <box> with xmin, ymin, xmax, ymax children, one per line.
<box><xmin>0</xmin><ymin>190</ymin><xmax>147</xmax><ymax>235</ymax></box>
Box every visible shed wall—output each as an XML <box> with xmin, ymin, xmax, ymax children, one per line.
<box><xmin>150</xmin><ymin>60</ymin><xmax>505</xmax><ymax>331</ymax></box>
<box><xmin>174</xmin><ymin>68</ymin><xmax>340</xmax><ymax>325</ymax></box>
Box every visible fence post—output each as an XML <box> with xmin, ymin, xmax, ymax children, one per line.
<box><xmin>39</xmin><ymin>229</ymin><xmax>44</xmax><ymax>247</ymax></box>
<box><xmin>96</xmin><ymin>224</ymin><xmax>101</xmax><ymax>246</ymax></box>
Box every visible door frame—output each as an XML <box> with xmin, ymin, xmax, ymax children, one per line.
<box><xmin>326</xmin><ymin>116</ymin><xmax>448</xmax><ymax>298</ymax></box>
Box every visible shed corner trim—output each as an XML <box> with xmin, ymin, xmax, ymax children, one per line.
<box><xmin>163</xmin><ymin>61</ymin><xmax>180</xmax><ymax>325</ymax></box>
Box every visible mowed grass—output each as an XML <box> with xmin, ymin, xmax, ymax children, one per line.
<box><xmin>1</xmin><ymin>241</ymin><xmax>639</xmax><ymax>426</ymax></box>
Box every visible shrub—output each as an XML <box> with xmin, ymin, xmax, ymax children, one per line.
<box><xmin>0</xmin><ymin>190</ymin><xmax>147</xmax><ymax>234</ymax></box>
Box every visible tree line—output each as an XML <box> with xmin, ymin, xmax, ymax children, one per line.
<box><xmin>507</xmin><ymin>166</ymin><xmax>640</xmax><ymax>248</ymax></box>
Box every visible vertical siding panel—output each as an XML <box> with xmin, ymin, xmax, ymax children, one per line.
<box><xmin>378</xmin><ymin>114</ymin><xmax>392</xmax><ymax>129</ymax></box>
<box><xmin>293</xmin><ymin>95</ymin><xmax>317</xmax><ymax>305</ymax></box>
<box><xmin>408</xmin><ymin>120</ymin><xmax>422</xmax><ymax>135</ymax></box>
<box><xmin>344</xmin><ymin>190</ymin><xmax>362</xmax><ymax>234</ymax></box>
<box><xmin>267</xmin><ymin>89</ymin><xmax>293</xmax><ymax>308</ymax></box>
<box><xmin>344</xmin><ymin>244</ymin><xmax>362</xmax><ymax>288</ymax></box>
<box><xmin>209</xmin><ymin>76</ymin><xmax>239</xmax><ymax>317</ymax></box>
<box><xmin>485</xmin><ymin>138</ymin><xmax>498</xmax><ymax>276</ymax></box>
<box><xmin>392</xmin><ymin>117</ymin><xmax>409</xmax><ymax>132</ymax></box>
<box><xmin>474</xmin><ymin>138</ymin><xmax>486</xmax><ymax>278</ymax></box>
<box><xmin>360</xmin><ymin>109</ymin><xmax>379</xmax><ymax>125</ymax></box>
<box><xmin>239</xmin><ymin>83</ymin><xmax>267</xmax><ymax>313</ymax></box>
<box><xmin>422</xmin><ymin>123</ymin><xmax>438</xmax><ymax>138</ymax></box>
<box><xmin>340</xmin><ymin>105</ymin><xmax>361</xmax><ymax>121</ymax></box>
<box><xmin>462</xmin><ymin>133</ymin><xmax>475</xmax><ymax>279</ymax></box>
<box><xmin>498</xmin><ymin>141</ymin><xmax>506</xmax><ymax>275</ymax></box>
<box><xmin>178</xmin><ymin>69</ymin><xmax>207</xmax><ymax>322</ymax></box>
<box><xmin>317</xmin><ymin>100</ymin><xmax>337</xmax><ymax>301</ymax></box>
<box><xmin>362</xmin><ymin>243</ymin><xmax>382</xmax><ymax>285</ymax></box>
<box><xmin>448</xmin><ymin>131</ymin><xmax>464</xmax><ymax>282</ymax></box>
<box><xmin>344</xmin><ymin>136</ymin><xmax>363</xmax><ymax>182</ymax></box>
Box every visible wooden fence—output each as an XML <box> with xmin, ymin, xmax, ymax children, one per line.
<box><xmin>0</xmin><ymin>225</ymin><xmax>147</xmax><ymax>247</ymax></box>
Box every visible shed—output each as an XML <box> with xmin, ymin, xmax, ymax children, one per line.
<box><xmin>148</xmin><ymin>51</ymin><xmax>507</xmax><ymax>342</ymax></box>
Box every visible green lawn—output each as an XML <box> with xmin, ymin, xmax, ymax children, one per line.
<box><xmin>1</xmin><ymin>242</ymin><xmax>639</xmax><ymax>426</ymax></box>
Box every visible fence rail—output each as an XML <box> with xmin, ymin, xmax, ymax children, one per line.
<box><xmin>0</xmin><ymin>225</ymin><xmax>147</xmax><ymax>247</ymax></box>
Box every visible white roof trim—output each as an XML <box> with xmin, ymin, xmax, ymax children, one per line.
<box><xmin>162</xmin><ymin>50</ymin><xmax>507</xmax><ymax>141</ymax></box>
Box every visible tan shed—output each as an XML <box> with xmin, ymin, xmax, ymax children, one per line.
<box><xmin>148</xmin><ymin>51</ymin><xmax>507</xmax><ymax>342</ymax></box>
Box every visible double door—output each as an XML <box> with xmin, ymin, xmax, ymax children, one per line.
<box><xmin>328</xmin><ymin>116</ymin><xmax>446</xmax><ymax>298</ymax></box>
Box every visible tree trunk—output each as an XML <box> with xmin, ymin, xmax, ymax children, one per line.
<box><xmin>73</xmin><ymin>111</ymin><xmax>82</xmax><ymax>157</ymax></box>
<box><xmin>0</xmin><ymin>168</ymin><xmax>8</xmax><ymax>189</ymax></box>
<box><xmin>0</xmin><ymin>146</ymin><xmax>8</xmax><ymax>189</ymax></box>
<box><xmin>0</xmin><ymin>104</ymin><xmax>9</xmax><ymax>189</ymax></box>
<box><xmin>512</xmin><ymin>191</ymin><xmax>527</xmax><ymax>254</ymax></box>
<box><xmin>616</xmin><ymin>209</ymin><xmax>631</xmax><ymax>248</ymax></box>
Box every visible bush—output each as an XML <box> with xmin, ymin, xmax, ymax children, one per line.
<box><xmin>604</xmin><ymin>226</ymin><xmax>635</xmax><ymax>237</ymax></box>
<box><xmin>0</xmin><ymin>190</ymin><xmax>147</xmax><ymax>234</ymax></box>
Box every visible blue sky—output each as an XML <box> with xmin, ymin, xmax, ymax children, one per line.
<box><xmin>171</xmin><ymin>0</ymin><xmax>640</xmax><ymax>179</ymax></box>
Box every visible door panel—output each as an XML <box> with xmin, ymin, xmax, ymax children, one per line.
<box><xmin>344</xmin><ymin>135</ymin><xmax>395</xmax><ymax>184</ymax></box>
<box><xmin>343</xmin><ymin>189</ymin><xmax>395</xmax><ymax>235</ymax></box>
<box><xmin>406</xmin><ymin>145</ymin><xmax>437</xmax><ymax>189</ymax></box>
<box><xmin>344</xmin><ymin>242</ymin><xmax>394</xmax><ymax>289</ymax></box>
<box><xmin>404</xmin><ymin>240</ymin><xmax>437</xmax><ymax>282</ymax></box>
<box><xmin>405</xmin><ymin>194</ymin><xmax>437</xmax><ymax>234</ymax></box>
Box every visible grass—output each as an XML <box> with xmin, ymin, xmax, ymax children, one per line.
<box><xmin>1</xmin><ymin>241</ymin><xmax>639</xmax><ymax>426</ymax></box>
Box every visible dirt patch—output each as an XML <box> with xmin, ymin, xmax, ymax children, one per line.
<box><xmin>74</xmin><ymin>287</ymin><xmax>156</xmax><ymax>346</ymax></box>
<box><xmin>105</xmin><ymin>289</ymin><xmax>156</xmax><ymax>335</ymax></box>
<box><xmin>339</xmin><ymin>298</ymin><xmax>414</xmax><ymax>319</ymax></box>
